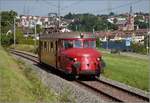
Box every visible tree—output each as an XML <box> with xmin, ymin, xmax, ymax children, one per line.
<box><xmin>131</xmin><ymin>42</ymin><xmax>147</xmax><ymax>54</ymax></box>
<box><xmin>64</xmin><ymin>12</ymin><xmax>74</xmax><ymax>19</ymax></box>
<box><xmin>134</xmin><ymin>16</ymin><xmax>149</xmax><ymax>29</ymax></box>
<box><xmin>113</xmin><ymin>18</ymin><xmax>118</xmax><ymax>24</ymax></box>
<box><xmin>134</xmin><ymin>20</ymin><xmax>149</xmax><ymax>29</ymax></box>
<box><xmin>1</xmin><ymin>33</ymin><xmax>14</xmax><ymax>46</ymax></box>
<box><xmin>109</xmin><ymin>12</ymin><xmax>115</xmax><ymax>16</ymax></box>
<box><xmin>66</xmin><ymin>13</ymin><xmax>118</xmax><ymax>32</ymax></box>
<box><xmin>1</xmin><ymin>10</ymin><xmax>17</xmax><ymax>33</ymax></box>
<box><xmin>1</xmin><ymin>10</ymin><xmax>18</xmax><ymax>46</ymax></box>
<box><xmin>36</xmin><ymin>24</ymin><xmax>43</xmax><ymax>34</ymax></box>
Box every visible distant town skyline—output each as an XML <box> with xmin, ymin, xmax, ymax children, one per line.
<box><xmin>0</xmin><ymin>0</ymin><xmax>149</xmax><ymax>16</ymax></box>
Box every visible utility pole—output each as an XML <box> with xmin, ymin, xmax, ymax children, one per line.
<box><xmin>34</xmin><ymin>21</ymin><xmax>37</xmax><ymax>49</ymax></box>
<box><xmin>0</xmin><ymin>0</ymin><xmax>1</xmax><ymax>46</ymax></box>
<box><xmin>76</xmin><ymin>25</ymin><xmax>77</xmax><ymax>31</ymax></box>
<box><xmin>93</xmin><ymin>27</ymin><xmax>95</xmax><ymax>34</ymax></box>
<box><xmin>0</xmin><ymin>11</ymin><xmax>1</xmax><ymax>46</ymax></box>
<box><xmin>106</xmin><ymin>27</ymin><xmax>109</xmax><ymax>50</ymax></box>
<box><xmin>107</xmin><ymin>0</ymin><xmax>112</xmax><ymax>15</ymax></box>
<box><xmin>58</xmin><ymin>0</ymin><xmax>60</xmax><ymax>28</ymax></box>
<box><xmin>147</xmin><ymin>0</ymin><xmax>150</xmax><ymax>55</ymax></box>
<box><xmin>13</xmin><ymin>17</ymin><xmax>16</xmax><ymax>48</ymax></box>
<box><xmin>106</xmin><ymin>0</ymin><xmax>111</xmax><ymax>50</ymax></box>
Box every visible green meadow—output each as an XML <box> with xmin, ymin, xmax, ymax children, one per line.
<box><xmin>101</xmin><ymin>52</ymin><xmax>149</xmax><ymax>91</ymax></box>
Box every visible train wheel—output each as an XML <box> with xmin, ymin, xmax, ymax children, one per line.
<box><xmin>90</xmin><ymin>75</ymin><xmax>96</xmax><ymax>80</ymax></box>
<box><xmin>39</xmin><ymin>60</ymin><xmax>42</xmax><ymax>64</ymax></box>
<box><xmin>96</xmin><ymin>73</ymin><xmax>100</xmax><ymax>77</ymax></box>
<box><xmin>68</xmin><ymin>74</ymin><xmax>75</xmax><ymax>81</ymax></box>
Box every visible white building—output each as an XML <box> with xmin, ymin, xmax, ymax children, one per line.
<box><xmin>20</xmin><ymin>15</ymin><xmax>48</xmax><ymax>28</ymax></box>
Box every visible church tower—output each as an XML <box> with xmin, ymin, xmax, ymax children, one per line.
<box><xmin>126</xmin><ymin>6</ymin><xmax>134</xmax><ymax>31</ymax></box>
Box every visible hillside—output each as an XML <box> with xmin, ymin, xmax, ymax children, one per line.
<box><xmin>0</xmin><ymin>47</ymin><xmax>57</xmax><ymax>102</ymax></box>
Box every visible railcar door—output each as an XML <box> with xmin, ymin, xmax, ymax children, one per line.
<box><xmin>57</xmin><ymin>39</ymin><xmax>64</xmax><ymax>68</ymax></box>
<box><xmin>38</xmin><ymin>40</ymin><xmax>42</xmax><ymax>62</ymax></box>
<box><xmin>55</xmin><ymin>41</ymin><xmax>58</xmax><ymax>68</ymax></box>
<box><xmin>50</xmin><ymin>40</ymin><xmax>57</xmax><ymax>68</ymax></box>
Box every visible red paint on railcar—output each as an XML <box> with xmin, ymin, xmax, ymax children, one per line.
<box><xmin>60</xmin><ymin>48</ymin><xmax>102</xmax><ymax>76</ymax></box>
<box><xmin>39</xmin><ymin>32</ymin><xmax>105</xmax><ymax>78</ymax></box>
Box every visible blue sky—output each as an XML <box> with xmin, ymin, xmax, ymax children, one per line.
<box><xmin>0</xmin><ymin>0</ymin><xmax>149</xmax><ymax>16</ymax></box>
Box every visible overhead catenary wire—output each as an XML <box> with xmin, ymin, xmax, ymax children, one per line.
<box><xmin>42</xmin><ymin>0</ymin><xmax>85</xmax><ymax>15</ymax></box>
<box><xmin>58</xmin><ymin>0</ymin><xmax>60</xmax><ymax>27</ymax></box>
<box><xmin>91</xmin><ymin>0</ymin><xmax>142</xmax><ymax>14</ymax></box>
<box><xmin>43</xmin><ymin>0</ymin><xmax>57</xmax><ymax>7</ymax></box>
<box><xmin>58</xmin><ymin>0</ymin><xmax>142</xmax><ymax>15</ymax></box>
<box><xmin>22</xmin><ymin>0</ymin><xmax>143</xmax><ymax>16</ymax></box>
<box><xmin>42</xmin><ymin>0</ymin><xmax>142</xmax><ymax>15</ymax></box>
<box><xmin>60</xmin><ymin>0</ymin><xmax>84</xmax><ymax>11</ymax></box>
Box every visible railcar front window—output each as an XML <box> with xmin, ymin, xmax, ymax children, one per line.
<box><xmin>83</xmin><ymin>41</ymin><xmax>89</xmax><ymax>48</ymax></box>
<box><xmin>74</xmin><ymin>40</ymin><xmax>82</xmax><ymax>48</ymax></box>
<box><xmin>64</xmin><ymin>40</ymin><xmax>73</xmax><ymax>49</ymax></box>
<box><xmin>83</xmin><ymin>40</ymin><xmax>96</xmax><ymax>48</ymax></box>
<box><xmin>89</xmin><ymin>41</ymin><xmax>96</xmax><ymax>48</ymax></box>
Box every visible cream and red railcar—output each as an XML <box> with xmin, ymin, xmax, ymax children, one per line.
<box><xmin>38</xmin><ymin>32</ymin><xmax>104</xmax><ymax>77</ymax></box>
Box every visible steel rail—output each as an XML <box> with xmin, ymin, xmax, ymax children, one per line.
<box><xmin>95</xmin><ymin>78</ymin><xmax>149</xmax><ymax>102</ymax></box>
<box><xmin>75</xmin><ymin>80</ymin><xmax>123</xmax><ymax>102</ymax></box>
<box><xmin>10</xmin><ymin>49</ymin><xmax>38</xmax><ymax>63</ymax></box>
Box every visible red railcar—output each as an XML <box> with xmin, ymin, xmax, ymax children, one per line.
<box><xmin>39</xmin><ymin>32</ymin><xmax>105</xmax><ymax>78</ymax></box>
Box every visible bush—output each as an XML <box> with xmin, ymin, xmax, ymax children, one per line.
<box><xmin>131</xmin><ymin>43</ymin><xmax>147</xmax><ymax>54</ymax></box>
<box><xmin>96</xmin><ymin>38</ymin><xmax>102</xmax><ymax>48</ymax></box>
<box><xmin>110</xmin><ymin>49</ymin><xmax>120</xmax><ymax>54</ymax></box>
<box><xmin>1</xmin><ymin>34</ymin><xmax>14</xmax><ymax>46</ymax></box>
<box><xmin>10</xmin><ymin>44</ymin><xmax>37</xmax><ymax>54</ymax></box>
<box><xmin>18</xmin><ymin>38</ymin><xmax>35</xmax><ymax>45</ymax></box>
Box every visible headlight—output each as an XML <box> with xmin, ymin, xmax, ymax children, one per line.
<box><xmin>68</xmin><ymin>57</ymin><xmax>77</xmax><ymax>62</ymax></box>
<box><xmin>97</xmin><ymin>57</ymin><xmax>101</xmax><ymax>61</ymax></box>
<box><xmin>97</xmin><ymin>58</ymin><xmax>100</xmax><ymax>61</ymax></box>
<box><xmin>74</xmin><ymin>58</ymin><xmax>77</xmax><ymax>62</ymax></box>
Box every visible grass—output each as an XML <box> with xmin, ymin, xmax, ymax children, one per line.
<box><xmin>101</xmin><ymin>52</ymin><xmax>149</xmax><ymax>91</ymax></box>
<box><xmin>59</xmin><ymin>86</ymin><xmax>76</xmax><ymax>103</ymax></box>
<box><xmin>0</xmin><ymin>46</ymin><xmax>58</xmax><ymax>102</ymax></box>
<box><xmin>10</xmin><ymin>44</ymin><xmax>149</xmax><ymax>91</ymax></box>
<box><xmin>10</xmin><ymin>44</ymin><xmax>37</xmax><ymax>54</ymax></box>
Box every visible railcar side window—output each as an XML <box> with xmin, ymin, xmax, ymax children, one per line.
<box><xmin>50</xmin><ymin>42</ymin><xmax>53</xmax><ymax>52</ymax></box>
<box><xmin>83</xmin><ymin>41</ymin><xmax>89</xmax><ymax>48</ymax></box>
<box><xmin>53</xmin><ymin>41</ymin><xmax>55</xmax><ymax>52</ymax></box>
<box><xmin>48</xmin><ymin>42</ymin><xmax>50</xmax><ymax>52</ymax></box>
<box><xmin>41</xmin><ymin>41</ymin><xmax>43</xmax><ymax>50</ymax></box>
<box><xmin>51</xmin><ymin>42</ymin><xmax>53</xmax><ymax>49</ymax></box>
<box><xmin>74</xmin><ymin>40</ymin><xmax>82</xmax><ymax>48</ymax></box>
<box><xmin>44</xmin><ymin>42</ymin><xmax>47</xmax><ymax>50</ymax></box>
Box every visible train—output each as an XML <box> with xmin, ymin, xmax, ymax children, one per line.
<box><xmin>38</xmin><ymin>29</ymin><xmax>105</xmax><ymax>78</ymax></box>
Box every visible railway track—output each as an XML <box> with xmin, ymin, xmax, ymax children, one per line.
<box><xmin>10</xmin><ymin>49</ymin><xmax>149</xmax><ymax>102</ymax></box>
<box><xmin>10</xmin><ymin>49</ymin><xmax>38</xmax><ymax>63</ymax></box>
<box><xmin>76</xmin><ymin>79</ymin><xmax>149</xmax><ymax>102</ymax></box>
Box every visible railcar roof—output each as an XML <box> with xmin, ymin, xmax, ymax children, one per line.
<box><xmin>39</xmin><ymin>32</ymin><xmax>95</xmax><ymax>39</ymax></box>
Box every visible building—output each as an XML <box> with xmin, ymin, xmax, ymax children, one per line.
<box><xmin>115</xmin><ymin>6</ymin><xmax>134</xmax><ymax>31</ymax></box>
<box><xmin>19</xmin><ymin>15</ymin><xmax>48</xmax><ymax>28</ymax></box>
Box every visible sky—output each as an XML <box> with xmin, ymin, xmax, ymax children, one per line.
<box><xmin>0</xmin><ymin>0</ymin><xmax>149</xmax><ymax>16</ymax></box>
